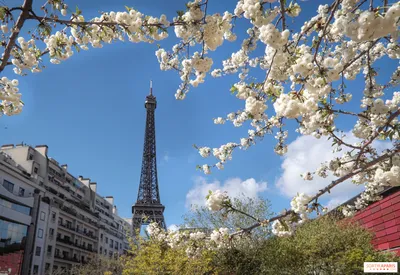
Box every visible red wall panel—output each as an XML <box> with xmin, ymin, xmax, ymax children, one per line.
<box><xmin>352</xmin><ymin>189</ymin><xmax>400</xmax><ymax>256</ymax></box>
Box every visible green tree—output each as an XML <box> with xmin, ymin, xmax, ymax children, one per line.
<box><xmin>183</xmin><ymin>196</ymin><xmax>274</xmax><ymax>238</ymax></box>
<box><xmin>257</xmin><ymin>216</ymin><xmax>399</xmax><ymax>275</ymax></box>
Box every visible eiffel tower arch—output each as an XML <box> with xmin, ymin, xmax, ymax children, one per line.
<box><xmin>132</xmin><ymin>81</ymin><xmax>166</xmax><ymax>234</ymax></box>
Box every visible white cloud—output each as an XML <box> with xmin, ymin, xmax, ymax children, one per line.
<box><xmin>326</xmin><ymin>197</ymin><xmax>351</xmax><ymax>210</ymax></box>
<box><xmin>275</xmin><ymin>133</ymin><xmax>367</xmax><ymax>207</ymax></box>
<box><xmin>163</xmin><ymin>151</ymin><xmax>170</xmax><ymax>162</ymax></box>
<box><xmin>167</xmin><ymin>224</ymin><xmax>179</xmax><ymax>232</ymax></box>
<box><xmin>185</xmin><ymin>176</ymin><xmax>267</xmax><ymax>208</ymax></box>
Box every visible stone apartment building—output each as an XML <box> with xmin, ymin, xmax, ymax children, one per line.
<box><xmin>0</xmin><ymin>144</ymin><xmax>131</xmax><ymax>274</ymax></box>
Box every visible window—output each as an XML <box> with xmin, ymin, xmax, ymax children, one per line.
<box><xmin>115</xmin><ymin>241</ymin><xmax>118</xmax><ymax>249</ymax></box>
<box><xmin>29</xmin><ymin>154</ymin><xmax>33</xmax><ymax>160</ymax></box>
<box><xmin>40</xmin><ymin>211</ymin><xmax>45</xmax><ymax>221</ymax></box>
<box><xmin>45</xmin><ymin>263</ymin><xmax>50</xmax><ymax>271</ymax></box>
<box><xmin>34</xmin><ymin>167</ymin><xmax>38</xmax><ymax>174</ymax></box>
<box><xmin>35</xmin><ymin>246</ymin><xmax>41</xmax><ymax>256</ymax></box>
<box><xmin>38</xmin><ymin>229</ymin><xmax>43</xmax><ymax>238</ymax></box>
<box><xmin>0</xmin><ymin>197</ymin><xmax>31</xmax><ymax>215</ymax></box>
<box><xmin>88</xmin><ymin>243</ymin><xmax>92</xmax><ymax>250</ymax></box>
<box><xmin>58</xmin><ymin>217</ymin><xmax>63</xmax><ymax>225</ymax></box>
<box><xmin>47</xmin><ymin>245</ymin><xmax>52</xmax><ymax>253</ymax></box>
<box><xmin>33</xmin><ymin>265</ymin><xmax>38</xmax><ymax>274</ymax></box>
<box><xmin>62</xmin><ymin>251</ymin><xmax>69</xmax><ymax>258</ymax></box>
<box><xmin>18</xmin><ymin>187</ymin><xmax>25</xmax><ymax>196</ymax></box>
<box><xmin>49</xmin><ymin>228</ymin><xmax>54</xmax><ymax>236</ymax></box>
<box><xmin>52</xmin><ymin>211</ymin><xmax>56</xmax><ymax>219</ymax></box>
<box><xmin>55</xmin><ymin>248</ymin><xmax>60</xmax><ymax>257</ymax></box>
<box><xmin>100</xmin><ymin>246</ymin><xmax>102</xmax><ymax>253</ymax></box>
<box><xmin>120</xmin><ymin>243</ymin><xmax>122</xmax><ymax>249</ymax></box>
<box><xmin>100</xmin><ymin>233</ymin><xmax>103</xmax><ymax>240</ymax></box>
<box><xmin>2</xmin><ymin>180</ymin><xmax>14</xmax><ymax>193</ymax></box>
<box><xmin>105</xmin><ymin>237</ymin><xmax>108</xmax><ymax>244</ymax></box>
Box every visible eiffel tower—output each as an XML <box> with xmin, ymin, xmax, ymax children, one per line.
<box><xmin>132</xmin><ymin>81</ymin><xmax>166</xmax><ymax>234</ymax></box>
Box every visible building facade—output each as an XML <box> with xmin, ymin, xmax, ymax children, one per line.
<box><xmin>0</xmin><ymin>150</ymin><xmax>38</xmax><ymax>275</ymax></box>
<box><xmin>0</xmin><ymin>144</ymin><xmax>131</xmax><ymax>274</ymax></box>
<box><xmin>349</xmin><ymin>186</ymin><xmax>400</xmax><ymax>256</ymax></box>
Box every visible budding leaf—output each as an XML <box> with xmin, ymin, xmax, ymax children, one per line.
<box><xmin>75</xmin><ymin>6</ymin><xmax>81</xmax><ymax>16</ymax></box>
<box><xmin>0</xmin><ymin>6</ymin><xmax>7</xmax><ymax>21</ymax></box>
<box><xmin>230</xmin><ymin>85</ymin><xmax>238</xmax><ymax>94</ymax></box>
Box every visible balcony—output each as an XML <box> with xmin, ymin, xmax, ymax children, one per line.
<box><xmin>61</xmin><ymin>205</ymin><xmax>77</xmax><ymax>217</ymax></box>
<box><xmin>56</xmin><ymin>237</ymin><xmax>97</xmax><ymax>253</ymax></box>
<box><xmin>58</xmin><ymin>223</ymin><xmax>98</xmax><ymax>241</ymax></box>
<box><xmin>74</xmin><ymin>243</ymin><xmax>97</xmax><ymax>253</ymax></box>
<box><xmin>105</xmin><ymin>228</ymin><xmax>124</xmax><ymax>240</ymax></box>
<box><xmin>54</xmin><ymin>253</ymin><xmax>81</xmax><ymax>263</ymax></box>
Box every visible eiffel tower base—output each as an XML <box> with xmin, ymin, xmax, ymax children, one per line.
<box><xmin>132</xmin><ymin>204</ymin><xmax>166</xmax><ymax>235</ymax></box>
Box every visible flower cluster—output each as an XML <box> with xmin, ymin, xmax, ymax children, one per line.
<box><xmin>205</xmin><ymin>190</ymin><xmax>230</xmax><ymax>211</ymax></box>
<box><xmin>271</xmin><ymin>220</ymin><xmax>293</xmax><ymax>237</ymax></box>
<box><xmin>12</xmin><ymin>37</ymin><xmax>41</xmax><ymax>75</ymax></box>
<box><xmin>198</xmin><ymin>147</ymin><xmax>211</xmax><ymax>158</ymax></box>
<box><xmin>290</xmin><ymin>193</ymin><xmax>310</xmax><ymax>214</ymax></box>
<box><xmin>146</xmin><ymin>222</ymin><xmax>167</xmax><ymax>241</ymax></box>
<box><xmin>0</xmin><ymin>77</ymin><xmax>22</xmax><ymax>116</ymax></box>
<box><xmin>210</xmin><ymin>227</ymin><xmax>230</xmax><ymax>248</ymax></box>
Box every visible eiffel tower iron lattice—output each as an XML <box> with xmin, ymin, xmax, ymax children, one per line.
<box><xmin>132</xmin><ymin>81</ymin><xmax>166</xmax><ymax>234</ymax></box>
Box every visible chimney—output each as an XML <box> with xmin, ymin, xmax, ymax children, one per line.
<box><xmin>15</xmin><ymin>143</ymin><xmax>24</xmax><ymax>148</ymax></box>
<box><xmin>105</xmin><ymin>196</ymin><xmax>114</xmax><ymax>206</ymax></box>
<box><xmin>80</xmin><ymin>178</ymin><xmax>91</xmax><ymax>187</ymax></box>
<box><xmin>35</xmin><ymin>145</ymin><xmax>48</xmax><ymax>157</ymax></box>
<box><xmin>113</xmin><ymin>205</ymin><xmax>118</xmax><ymax>215</ymax></box>
<box><xmin>1</xmin><ymin>144</ymin><xmax>14</xmax><ymax>150</ymax></box>
<box><xmin>89</xmin><ymin>182</ymin><xmax>97</xmax><ymax>193</ymax></box>
<box><xmin>61</xmin><ymin>164</ymin><xmax>68</xmax><ymax>171</ymax></box>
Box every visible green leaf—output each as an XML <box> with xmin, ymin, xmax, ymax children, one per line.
<box><xmin>280</xmin><ymin>220</ymin><xmax>289</xmax><ymax>231</ymax></box>
<box><xmin>230</xmin><ymin>85</ymin><xmax>238</xmax><ymax>94</ymax></box>
<box><xmin>38</xmin><ymin>23</ymin><xmax>52</xmax><ymax>37</ymax></box>
<box><xmin>0</xmin><ymin>6</ymin><xmax>8</xmax><ymax>21</ymax></box>
<box><xmin>176</xmin><ymin>10</ymin><xmax>184</xmax><ymax>18</ymax></box>
<box><xmin>125</xmin><ymin>6</ymin><xmax>132</xmax><ymax>12</ymax></box>
<box><xmin>75</xmin><ymin>6</ymin><xmax>81</xmax><ymax>16</ymax></box>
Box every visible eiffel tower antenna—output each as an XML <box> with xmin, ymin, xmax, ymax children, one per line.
<box><xmin>150</xmin><ymin>80</ymin><xmax>153</xmax><ymax>95</ymax></box>
<box><xmin>132</xmin><ymin>82</ymin><xmax>166</xmax><ymax>234</ymax></box>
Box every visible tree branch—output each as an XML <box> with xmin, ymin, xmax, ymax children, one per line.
<box><xmin>279</xmin><ymin>0</ymin><xmax>286</xmax><ymax>30</ymax></box>
<box><xmin>0</xmin><ymin>0</ymin><xmax>33</xmax><ymax>73</ymax></box>
<box><xmin>231</xmin><ymin>145</ymin><xmax>400</xmax><ymax>237</ymax></box>
<box><xmin>26</xmin><ymin>14</ymin><xmax>188</xmax><ymax>28</ymax></box>
<box><xmin>313</xmin><ymin>0</ymin><xmax>340</xmax><ymax>64</ymax></box>
<box><xmin>341</xmin><ymin>39</ymin><xmax>380</xmax><ymax>73</ymax></box>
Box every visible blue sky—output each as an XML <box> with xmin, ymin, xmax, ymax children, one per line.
<box><xmin>1</xmin><ymin>0</ymin><xmax>398</xmax><ymax>228</ymax></box>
